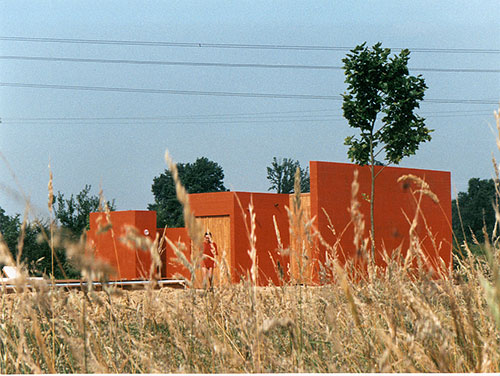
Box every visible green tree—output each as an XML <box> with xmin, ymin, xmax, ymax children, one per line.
<box><xmin>452</xmin><ymin>178</ymin><xmax>497</xmax><ymax>250</ymax></box>
<box><xmin>148</xmin><ymin>157</ymin><xmax>227</xmax><ymax>228</ymax></box>
<box><xmin>266</xmin><ymin>157</ymin><xmax>310</xmax><ymax>194</ymax></box>
<box><xmin>342</xmin><ymin>42</ymin><xmax>432</xmax><ymax>258</ymax></box>
<box><xmin>1</xmin><ymin>185</ymin><xmax>114</xmax><ymax>279</ymax></box>
<box><xmin>0</xmin><ymin>206</ymin><xmax>21</xmax><ymax>255</ymax></box>
<box><xmin>54</xmin><ymin>184</ymin><xmax>115</xmax><ymax>240</ymax></box>
<box><xmin>0</xmin><ymin>206</ymin><xmax>75</xmax><ymax>279</ymax></box>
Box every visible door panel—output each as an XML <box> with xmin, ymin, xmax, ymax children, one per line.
<box><xmin>196</xmin><ymin>215</ymin><xmax>231</xmax><ymax>286</ymax></box>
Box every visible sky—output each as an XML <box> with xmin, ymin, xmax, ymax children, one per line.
<box><xmin>0</xmin><ymin>1</ymin><xmax>499</xmax><ymax>219</ymax></box>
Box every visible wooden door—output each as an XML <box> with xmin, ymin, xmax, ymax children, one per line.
<box><xmin>196</xmin><ymin>215</ymin><xmax>231</xmax><ymax>286</ymax></box>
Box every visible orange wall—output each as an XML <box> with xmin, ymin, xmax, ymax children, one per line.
<box><xmin>159</xmin><ymin>227</ymin><xmax>192</xmax><ymax>280</ymax></box>
<box><xmin>232</xmin><ymin>192</ymin><xmax>290</xmax><ymax>285</ymax></box>
<box><xmin>87</xmin><ymin>210</ymin><xmax>156</xmax><ymax>280</ymax></box>
<box><xmin>310</xmin><ymin>161</ymin><xmax>452</xmax><ymax>278</ymax></box>
<box><xmin>86</xmin><ymin>162</ymin><xmax>451</xmax><ymax>284</ymax></box>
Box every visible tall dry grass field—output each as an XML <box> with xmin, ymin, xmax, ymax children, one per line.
<box><xmin>0</xmin><ymin>109</ymin><xmax>499</xmax><ymax>373</ymax></box>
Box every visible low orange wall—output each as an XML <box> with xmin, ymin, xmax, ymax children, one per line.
<box><xmin>310</xmin><ymin>161</ymin><xmax>452</xmax><ymax>279</ymax></box>
<box><xmin>87</xmin><ymin>211</ymin><xmax>156</xmax><ymax>280</ymax></box>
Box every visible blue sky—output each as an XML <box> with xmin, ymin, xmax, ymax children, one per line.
<box><xmin>1</xmin><ymin>1</ymin><xmax>499</xmax><ymax>218</ymax></box>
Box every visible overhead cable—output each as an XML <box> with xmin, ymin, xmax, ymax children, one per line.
<box><xmin>0</xmin><ymin>82</ymin><xmax>497</xmax><ymax>105</ymax></box>
<box><xmin>0</xmin><ymin>82</ymin><xmax>343</xmax><ymax>100</ymax></box>
<box><xmin>1</xmin><ymin>36</ymin><xmax>499</xmax><ymax>54</ymax></box>
<box><xmin>1</xmin><ymin>55</ymin><xmax>498</xmax><ymax>73</ymax></box>
<box><xmin>2</xmin><ymin>110</ymin><xmax>493</xmax><ymax>122</ymax></box>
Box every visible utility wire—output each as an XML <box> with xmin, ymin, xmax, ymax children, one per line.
<box><xmin>3</xmin><ymin>109</ymin><xmax>492</xmax><ymax>119</ymax></box>
<box><xmin>1</xmin><ymin>36</ymin><xmax>499</xmax><ymax>54</ymax></box>
<box><xmin>2</xmin><ymin>108</ymin><xmax>493</xmax><ymax>127</ymax></box>
<box><xmin>1</xmin><ymin>108</ymin><xmax>339</xmax><ymax>121</ymax></box>
<box><xmin>1</xmin><ymin>112</ymin><xmax>493</xmax><ymax>126</ymax></box>
<box><xmin>0</xmin><ymin>82</ymin><xmax>343</xmax><ymax>100</ymax></box>
<box><xmin>2</xmin><ymin>118</ymin><xmax>346</xmax><ymax>125</ymax></box>
<box><xmin>1</xmin><ymin>55</ymin><xmax>498</xmax><ymax>73</ymax></box>
<box><xmin>2</xmin><ymin>110</ymin><xmax>493</xmax><ymax>122</ymax></box>
<box><xmin>1</xmin><ymin>82</ymin><xmax>497</xmax><ymax>104</ymax></box>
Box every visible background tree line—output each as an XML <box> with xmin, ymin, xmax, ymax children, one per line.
<box><xmin>0</xmin><ymin>185</ymin><xmax>114</xmax><ymax>278</ymax></box>
<box><xmin>452</xmin><ymin>177</ymin><xmax>497</xmax><ymax>254</ymax></box>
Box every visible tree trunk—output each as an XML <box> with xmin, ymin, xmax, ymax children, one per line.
<box><xmin>370</xmin><ymin>164</ymin><xmax>375</xmax><ymax>262</ymax></box>
<box><xmin>369</xmin><ymin>136</ymin><xmax>375</xmax><ymax>262</ymax></box>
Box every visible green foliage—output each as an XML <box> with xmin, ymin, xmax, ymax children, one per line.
<box><xmin>0</xmin><ymin>207</ymin><xmax>69</xmax><ymax>278</ymax></box>
<box><xmin>342</xmin><ymin>42</ymin><xmax>431</xmax><ymax>166</ymax></box>
<box><xmin>0</xmin><ymin>185</ymin><xmax>115</xmax><ymax>279</ymax></box>
<box><xmin>342</xmin><ymin>42</ymin><xmax>431</xmax><ymax>257</ymax></box>
<box><xmin>266</xmin><ymin>157</ymin><xmax>310</xmax><ymax>194</ymax></box>
<box><xmin>148</xmin><ymin>157</ymin><xmax>227</xmax><ymax>228</ymax></box>
<box><xmin>0</xmin><ymin>206</ymin><xmax>20</xmax><ymax>253</ymax></box>
<box><xmin>20</xmin><ymin>222</ymin><xmax>74</xmax><ymax>279</ymax></box>
<box><xmin>54</xmin><ymin>184</ymin><xmax>115</xmax><ymax>240</ymax></box>
<box><xmin>452</xmin><ymin>177</ymin><xmax>497</xmax><ymax>248</ymax></box>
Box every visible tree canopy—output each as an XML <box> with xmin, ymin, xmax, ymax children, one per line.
<box><xmin>0</xmin><ymin>207</ymin><xmax>74</xmax><ymax>279</ymax></box>
<box><xmin>54</xmin><ymin>184</ymin><xmax>115</xmax><ymax>240</ymax></box>
<box><xmin>452</xmin><ymin>177</ymin><xmax>497</xmax><ymax>248</ymax></box>
<box><xmin>266</xmin><ymin>157</ymin><xmax>310</xmax><ymax>194</ymax></box>
<box><xmin>0</xmin><ymin>206</ymin><xmax>20</xmax><ymax>255</ymax></box>
<box><xmin>148</xmin><ymin>157</ymin><xmax>227</xmax><ymax>228</ymax></box>
<box><xmin>0</xmin><ymin>185</ymin><xmax>115</xmax><ymax>278</ymax></box>
<box><xmin>342</xmin><ymin>42</ymin><xmax>431</xmax><ymax>166</ymax></box>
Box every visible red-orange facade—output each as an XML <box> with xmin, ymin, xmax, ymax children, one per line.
<box><xmin>189</xmin><ymin>191</ymin><xmax>291</xmax><ymax>285</ymax></box>
<box><xmin>87</xmin><ymin>210</ymin><xmax>155</xmax><ymax>280</ymax></box>
<box><xmin>310</xmin><ymin>162</ymin><xmax>452</xmax><ymax>281</ymax></box>
<box><xmin>86</xmin><ymin>161</ymin><xmax>452</xmax><ymax>284</ymax></box>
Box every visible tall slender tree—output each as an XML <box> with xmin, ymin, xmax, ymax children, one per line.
<box><xmin>342</xmin><ymin>42</ymin><xmax>432</xmax><ymax>259</ymax></box>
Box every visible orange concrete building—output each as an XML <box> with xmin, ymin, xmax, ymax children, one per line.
<box><xmin>86</xmin><ymin>161</ymin><xmax>452</xmax><ymax>284</ymax></box>
<box><xmin>87</xmin><ymin>210</ymin><xmax>155</xmax><ymax>280</ymax></box>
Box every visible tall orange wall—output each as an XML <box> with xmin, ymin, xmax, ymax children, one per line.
<box><xmin>310</xmin><ymin>161</ymin><xmax>452</xmax><ymax>278</ymax></box>
<box><xmin>232</xmin><ymin>192</ymin><xmax>290</xmax><ymax>285</ymax></box>
<box><xmin>190</xmin><ymin>191</ymin><xmax>290</xmax><ymax>285</ymax></box>
<box><xmin>87</xmin><ymin>210</ymin><xmax>156</xmax><ymax>280</ymax></box>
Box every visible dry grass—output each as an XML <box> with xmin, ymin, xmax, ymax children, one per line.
<box><xmin>0</xmin><ymin>261</ymin><xmax>498</xmax><ymax>373</ymax></box>
<box><xmin>0</xmin><ymin>109</ymin><xmax>499</xmax><ymax>373</ymax></box>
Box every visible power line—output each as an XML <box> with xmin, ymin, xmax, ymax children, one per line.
<box><xmin>1</xmin><ymin>109</ymin><xmax>339</xmax><ymax>121</ymax></box>
<box><xmin>1</xmin><ymin>108</ymin><xmax>493</xmax><ymax>128</ymax></box>
<box><xmin>1</xmin><ymin>36</ymin><xmax>499</xmax><ymax>54</ymax></box>
<box><xmin>0</xmin><ymin>82</ymin><xmax>343</xmax><ymax>100</ymax></box>
<box><xmin>2</xmin><ymin>110</ymin><xmax>493</xmax><ymax>123</ymax></box>
<box><xmin>2</xmin><ymin>112</ymin><xmax>493</xmax><ymax>126</ymax></box>
<box><xmin>1</xmin><ymin>82</ymin><xmax>497</xmax><ymax>104</ymax></box>
<box><xmin>3</xmin><ymin>118</ymin><xmax>345</xmax><ymax>126</ymax></box>
<box><xmin>1</xmin><ymin>55</ymin><xmax>498</xmax><ymax>73</ymax></box>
